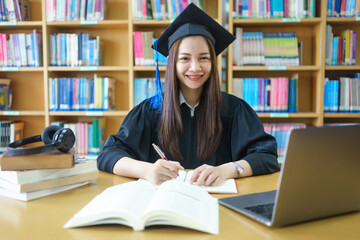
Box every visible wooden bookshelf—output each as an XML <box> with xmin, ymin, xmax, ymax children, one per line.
<box><xmin>227</xmin><ymin>0</ymin><xmax>360</xmax><ymax>127</ymax></box>
<box><xmin>1</xmin><ymin>0</ymin><xmax>359</xmax><ymax>144</ymax></box>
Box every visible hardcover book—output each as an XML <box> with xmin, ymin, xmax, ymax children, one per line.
<box><xmin>0</xmin><ymin>151</ymin><xmax>75</xmax><ymax>170</ymax></box>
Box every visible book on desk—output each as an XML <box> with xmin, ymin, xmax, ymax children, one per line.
<box><xmin>0</xmin><ymin>156</ymin><xmax>98</xmax><ymax>201</ymax></box>
<box><xmin>64</xmin><ymin>179</ymin><xmax>219</xmax><ymax>234</ymax></box>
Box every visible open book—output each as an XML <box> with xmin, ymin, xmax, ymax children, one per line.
<box><xmin>175</xmin><ymin>170</ymin><xmax>238</xmax><ymax>194</ymax></box>
<box><xmin>64</xmin><ymin>180</ymin><xmax>219</xmax><ymax>234</ymax></box>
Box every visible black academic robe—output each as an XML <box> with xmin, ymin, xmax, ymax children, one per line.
<box><xmin>97</xmin><ymin>92</ymin><xmax>280</xmax><ymax>175</ymax></box>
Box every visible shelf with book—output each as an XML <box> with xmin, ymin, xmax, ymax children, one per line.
<box><xmin>324</xmin><ymin>13</ymin><xmax>360</xmax><ymax>124</ymax></box>
<box><xmin>228</xmin><ymin>0</ymin><xmax>324</xmax><ymax>127</ymax></box>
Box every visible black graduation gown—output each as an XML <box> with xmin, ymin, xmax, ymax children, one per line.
<box><xmin>97</xmin><ymin>92</ymin><xmax>280</xmax><ymax>175</ymax></box>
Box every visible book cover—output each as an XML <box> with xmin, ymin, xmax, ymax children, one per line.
<box><xmin>0</xmin><ymin>171</ymin><xmax>97</xmax><ymax>193</ymax></box>
<box><xmin>0</xmin><ymin>180</ymin><xmax>90</xmax><ymax>201</ymax></box>
<box><xmin>64</xmin><ymin>180</ymin><xmax>219</xmax><ymax>234</ymax></box>
<box><xmin>0</xmin><ymin>151</ymin><xmax>75</xmax><ymax>171</ymax></box>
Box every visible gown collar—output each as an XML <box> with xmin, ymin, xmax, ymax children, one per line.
<box><xmin>179</xmin><ymin>91</ymin><xmax>199</xmax><ymax>117</ymax></box>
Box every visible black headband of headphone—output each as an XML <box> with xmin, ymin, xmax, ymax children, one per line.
<box><xmin>7</xmin><ymin>126</ymin><xmax>75</xmax><ymax>156</ymax></box>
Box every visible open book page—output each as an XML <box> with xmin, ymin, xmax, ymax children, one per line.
<box><xmin>175</xmin><ymin>170</ymin><xmax>238</xmax><ymax>193</ymax></box>
<box><xmin>64</xmin><ymin>181</ymin><xmax>156</xmax><ymax>229</ymax></box>
<box><xmin>142</xmin><ymin>180</ymin><xmax>218</xmax><ymax>234</ymax></box>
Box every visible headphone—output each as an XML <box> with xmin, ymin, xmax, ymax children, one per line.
<box><xmin>7</xmin><ymin>125</ymin><xmax>76</xmax><ymax>156</ymax></box>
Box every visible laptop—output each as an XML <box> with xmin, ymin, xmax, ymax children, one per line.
<box><xmin>219</xmin><ymin>125</ymin><xmax>360</xmax><ymax>227</ymax></box>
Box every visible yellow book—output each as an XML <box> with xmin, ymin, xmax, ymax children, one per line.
<box><xmin>341</xmin><ymin>30</ymin><xmax>351</xmax><ymax>65</ymax></box>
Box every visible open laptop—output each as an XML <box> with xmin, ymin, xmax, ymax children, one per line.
<box><xmin>219</xmin><ymin>125</ymin><xmax>360</xmax><ymax>227</ymax></box>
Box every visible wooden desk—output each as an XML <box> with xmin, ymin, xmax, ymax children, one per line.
<box><xmin>0</xmin><ymin>171</ymin><xmax>359</xmax><ymax>240</ymax></box>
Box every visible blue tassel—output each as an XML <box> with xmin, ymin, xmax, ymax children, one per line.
<box><xmin>148</xmin><ymin>42</ymin><xmax>163</xmax><ymax>110</ymax></box>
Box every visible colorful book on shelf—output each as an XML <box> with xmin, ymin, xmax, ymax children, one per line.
<box><xmin>0</xmin><ymin>151</ymin><xmax>75</xmax><ymax>171</ymax></box>
<box><xmin>0</xmin><ymin>120</ymin><xmax>24</xmax><ymax>153</ymax></box>
<box><xmin>263</xmin><ymin>122</ymin><xmax>306</xmax><ymax>164</ymax></box>
<box><xmin>63</xmin><ymin>180</ymin><xmax>219</xmax><ymax>234</ymax></box>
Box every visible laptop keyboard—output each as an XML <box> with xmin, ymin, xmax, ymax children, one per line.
<box><xmin>244</xmin><ymin>203</ymin><xmax>275</xmax><ymax>220</ymax></box>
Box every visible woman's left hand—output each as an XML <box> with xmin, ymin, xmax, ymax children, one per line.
<box><xmin>189</xmin><ymin>164</ymin><xmax>231</xmax><ymax>186</ymax></box>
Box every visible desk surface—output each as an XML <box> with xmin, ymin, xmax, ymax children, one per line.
<box><xmin>1</xmin><ymin>171</ymin><xmax>359</xmax><ymax>240</ymax></box>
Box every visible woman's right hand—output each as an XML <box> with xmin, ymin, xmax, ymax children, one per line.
<box><xmin>145</xmin><ymin>159</ymin><xmax>184</xmax><ymax>185</ymax></box>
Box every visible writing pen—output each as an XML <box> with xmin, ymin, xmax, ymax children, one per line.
<box><xmin>152</xmin><ymin>143</ymin><xmax>168</xmax><ymax>160</ymax></box>
<box><xmin>152</xmin><ymin>143</ymin><xmax>179</xmax><ymax>176</ymax></box>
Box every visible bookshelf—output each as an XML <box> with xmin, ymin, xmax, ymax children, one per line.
<box><xmin>228</xmin><ymin>0</ymin><xmax>360</xmax><ymax>127</ymax></box>
<box><xmin>1</xmin><ymin>0</ymin><xmax>359</xmax><ymax>146</ymax></box>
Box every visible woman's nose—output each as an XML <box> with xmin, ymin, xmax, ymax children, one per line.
<box><xmin>190</xmin><ymin>60</ymin><xmax>201</xmax><ymax>71</ymax></box>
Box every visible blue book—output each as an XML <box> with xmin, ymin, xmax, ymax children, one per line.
<box><xmin>331</xmin><ymin>37</ymin><xmax>339</xmax><ymax>65</ymax></box>
<box><xmin>253</xmin><ymin>78</ymin><xmax>260</xmax><ymax>111</ymax></box>
<box><xmin>134</xmin><ymin>78</ymin><xmax>148</xmax><ymax>105</ymax></box>
<box><xmin>334</xmin><ymin>0</ymin><xmax>341</xmax><ymax>17</ymax></box>
<box><xmin>242</xmin><ymin>0</ymin><xmax>249</xmax><ymax>18</ymax></box>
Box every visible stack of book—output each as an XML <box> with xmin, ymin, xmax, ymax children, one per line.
<box><xmin>0</xmin><ymin>152</ymin><xmax>98</xmax><ymax>201</ymax></box>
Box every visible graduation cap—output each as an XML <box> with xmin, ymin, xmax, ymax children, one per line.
<box><xmin>149</xmin><ymin>3</ymin><xmax>236</xmax><ymax>110</ymax></box>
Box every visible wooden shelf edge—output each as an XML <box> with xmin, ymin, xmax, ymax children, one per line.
<box><xmin>134</xmin><ymin>66</ymin><xmax>166</xmax><ymax>71</ymax></box>
<box><xmin>232</xmin><ymin>66</ymin><xmax>320</xmax><ymax>71</ymax></box>
<box><xmin>47</xmin><ymin>66</ymin><xmax>129</xmax><ymax>72</ymax></box>
<box><xmin>257</xmin><ymin>112</ymin><xmax>319</xmax><ymax>118</ymax></box>
<box><xmin>325</xmin><ymin>65</ymin><xmax>360</xmax><ymax>71</ymax></box>
<box><xmin>49</xmin><ymin>111</ymin><xmax>129</xmax><ymax>117</ymax></box>
<box><xmin>1</xmin><ymin>67</ymin><xmax>44</xmax><ymax>72</ymax></box>
<box><xmin>324</xmin><ymin>113</ymin><xmax>360</xmax><ymax>118</ymax></box>
<box><xmin>46</xmin><ymin>20</ymin><xmax>128</xmax><ymax>27</ymax></box>
<box><xmin>1</xmin><ymin>111</ymin><xmax>46</xmax><ymax>116</ymax></box>
<box><xmin>232</xmin><ymin>17</ymin><xmax>321</xmax><ymax>25</ymax></box>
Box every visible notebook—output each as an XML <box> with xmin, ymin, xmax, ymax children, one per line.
<box><xmin>219</xmin><ymin>125</ymin><xmax>360</xmax><ymax>227</ymax></box>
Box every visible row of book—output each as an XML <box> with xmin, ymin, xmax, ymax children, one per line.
<box><xmin>45</xmin><ymin>0</ymin><xmax>107</xmax><ymax>22</ymax></box>
<box><xmin>324</xmin><ymin>75</ymin><xmax>360</xmax><ymax>112</ymax></box>
<box><xmin>133</xmin><ymin>32</ymin><xmax>167</xmax><ymax>66</ymax></box>
<box><xmin>232</xmin><ymin>76</ymin><xmax>298</xmax><ymax>112</ymax></box>
<box><xmin>0</xmin><ymin>30</ymin><xmax>42</xmax><ymax>67</ymax></box>
<box><xmin>233</xmin><ymin>0</ymin><xmax>316</xmax><ymax>19</ymax></box>
<box><xmin>0</xmin><ymin>0</ymin><xmax>31</xmax><ymax>21</ymax></box>
<box><xmin>132</xmin><ymin>0</ymin><xmax>202</xmax><ymax>20</ymax></box>
<box><xmin>325</xmin><ymin>25</ymin><xmax>357</xmax><ymax>66</ymax></box>
<box><xmin>134</xmin><ymin>78</ymin><xmax>164</xmax><ymax>105</ymax></box>
<box><xmin>50</xmin><ymin>32</ymin><xmax>103</xmax><ymax>67</ymax></box>
<box><xmin>263</xmin><ymin>122</ymin><xmax>306</xmax><ymax>164</ymax></box>
<box><xmin>0</xmin><ymin>120</ymin><xmax>24</xmax><ymax>154</ymax></box>
<box><xmin>0</xmin><ymin>78</ymin><xmax>12</xmax><ymax>110</ymax></box>
<box><xmin>233</xmin><ymin>28</ymin><xmax>300</xmax><ymax>66</ymax></box>
<box><xmin>52</xmin><ymin>118</ymin><xmax>105</xmax><ymax>155</ymax></box>
<box><xmin>0</xmin><ymin>150</ymin><xmax>98</xmax><ymax>201</ymax></box>
<box><xmin>49</xmin><ymin>75</ymin><xmax>115</xmax><ymax>111</ymax></box>
<box><xmin>327</xmin><ymin>0</ymin><xmax>360</xmax><ymax>17</ymax></box>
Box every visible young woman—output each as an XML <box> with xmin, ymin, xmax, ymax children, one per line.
<box><xmin>97</xmin><ymin>3</ymin><xmax>280</xmax><ymax>185</ymax></box>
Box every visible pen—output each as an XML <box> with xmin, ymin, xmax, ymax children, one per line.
<box><xmin>152</xmin><ymin>143</ymin><xmax>179</xmax><ymax>176</ymax></box>
<box><xmin>152</xmin><ymin>143</ymin><xmax>168</xmax><ymax>160</ymax></box>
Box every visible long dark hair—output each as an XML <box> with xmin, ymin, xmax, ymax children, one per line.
<box><xmin>159</xmin><ymin>37</ymin><xmax>223</xmax><ymax>160</ymax></box>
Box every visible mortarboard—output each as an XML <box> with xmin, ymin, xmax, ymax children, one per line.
<box><xmin>149</xmin><ymin>3</ymin><xmax>236</xmax><ymax>110</ymax></box>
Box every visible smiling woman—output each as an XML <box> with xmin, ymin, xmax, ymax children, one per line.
<box><xmin>176</xmin><ymin>36</ymin><xmax>212</xmax><ymax>107</ymax></box>
<box><xmin>97</xmin><ymin>3</ymin><xmax>280</xmax><ymax>187</ymax></box>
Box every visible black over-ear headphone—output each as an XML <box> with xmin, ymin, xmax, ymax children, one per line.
<box><xmin>7</xmin><ymin>125</ymin><xmax>76</xmax><ymax>156</ymax></box>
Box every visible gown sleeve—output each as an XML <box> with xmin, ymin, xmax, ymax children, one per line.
<box><xmin>230</xmin><ymin>97</ymin><xmax>280</xmax><ymax>175</ymax></box>
<box><xmin>97</xmin><ymin>100</ymin><xmax>157</xmax><ymax>173</ymax></box>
